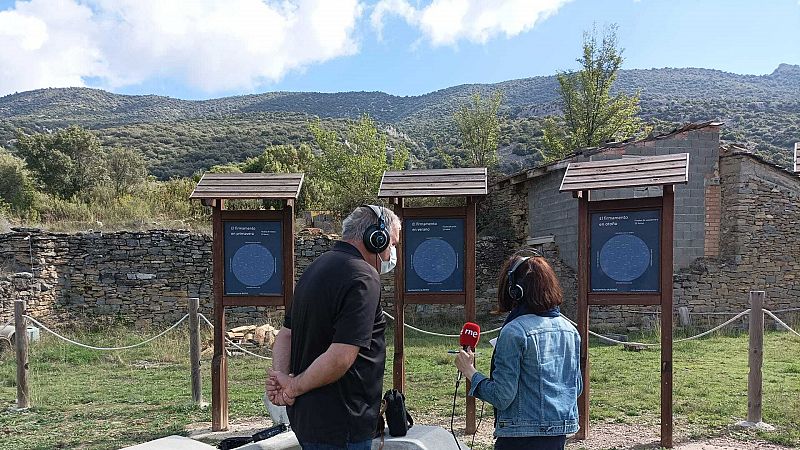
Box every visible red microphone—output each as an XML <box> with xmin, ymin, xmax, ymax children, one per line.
<box><xmin>459</xmin><ymin>322</ymin><xmax>481</xmax><ymax>351</ymax></box>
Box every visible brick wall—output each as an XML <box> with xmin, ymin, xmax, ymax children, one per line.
<box><xmin>703</xmin><ymin>182</ymin><xmax>721</xmax><ymax>257</ymax></box>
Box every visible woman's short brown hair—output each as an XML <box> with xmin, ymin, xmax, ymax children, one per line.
<box><xmin>497</xmin><ymin>254</ymin><xmax>563</xmax><ymax>313</ymax></box>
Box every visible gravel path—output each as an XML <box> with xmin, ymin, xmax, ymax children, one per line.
<box><xmin>187</xmin><ymin>416</ymin><xmax>797</xmax><ymax>450</ymax></box>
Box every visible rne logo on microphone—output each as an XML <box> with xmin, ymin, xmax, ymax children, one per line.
<box><xmin>462</xmin><ymin>329</ymin><xmax>478</xmax><ymax>338</ymax></box>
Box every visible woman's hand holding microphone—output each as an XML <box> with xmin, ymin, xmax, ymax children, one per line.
<box><xmin>455</xmin><ymin>348</ymin><xmax>477</xmax><ymax>380</ymax></box>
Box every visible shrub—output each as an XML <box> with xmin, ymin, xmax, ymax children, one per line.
<box><xmin>0</xmin><ymin>149</ymin><xmax>37</xmax><ymax>217</ymax></box>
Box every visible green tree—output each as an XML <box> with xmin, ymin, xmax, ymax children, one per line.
<box><xmin>311</xmin><ymin>115</ymin><xmax>409</xmax><ymax>216</ymax></box>
<box><xmin>107</xmin><ymin>147</ymin><xmax>148</xmax><ymax>197</ymax></box>
<box><xmin>0</xmin><ymin>149</ymin><xmax>37</xmax><ymax>216</ymax></box>
<box><xmin>542</xmin><ymin>25</ymin><xmax>649</xmax><ymax>162</ymax></box>
<box><xmin>453</xmin><ymin>90</ymin><xmax>503</xmax><ymax>168</ymax></box>
<box><xmin>207</xmin><ymin>163</ymin><xmax>242</xmax><ymax>174</ymax></box>
<box><xmin>14</xmin><ymin>126</ymin><xmax>108</xmax><ymax>198</ymax></box>
<box><xmin>240</xmin><ymin>144</ymin><xmax>323</xmax><ymax>211</ymax></box>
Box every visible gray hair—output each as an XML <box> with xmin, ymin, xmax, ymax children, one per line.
<box><xmin>341</xmin><ymin>205</ymin><xmax>401</xmax><ymax>241</ymax></box>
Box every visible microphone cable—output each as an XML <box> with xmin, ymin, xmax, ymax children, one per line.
<box><xmin>471</xmin><ymin>399</ymin><xmax>485</xmax><ymax>449</ymax></box>
<box><xmin>450</xmin><ymin>370</ymin><xmax>463</xmax><ymax>450</ymax></box>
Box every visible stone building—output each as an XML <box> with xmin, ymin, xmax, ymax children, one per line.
<box><xmin>488</xmin><ymin>122</ymin><xmax>800</xmax><ymax>327</ymax></box>
<box><xmin>795</xmin><ymin>142</ymin><xmax>799</xmax><ymax>172</ymax></box>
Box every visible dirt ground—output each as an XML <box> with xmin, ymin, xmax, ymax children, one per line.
<box><xmin>188</xmin><ymin>416</ymin><xmax>797</xmax><ymax>450</ymax></box>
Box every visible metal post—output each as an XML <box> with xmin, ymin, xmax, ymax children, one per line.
<box><xmin>747</xmin><ymin>291</ymin><xmax>764</xmax><ymax>424</ymax></box>
<box><xmin>14</xmin><ymin>300</ymin><xmax>29</xmax><ymax>409</ymax></box>
<box><xmin>189</xmin><ymin>297</ymin><xmax>203</xmax><ymax>406</ymax></box>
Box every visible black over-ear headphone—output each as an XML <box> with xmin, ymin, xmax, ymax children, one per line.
<box><xmin>507</xmin><ymin>256</ymin><xmax>531</xmax><ymax>301</ymax></box>
<box><xmin>362</xmin><ymin>205</ymin><xmax>390</xmax><ymax>254</ymax></box>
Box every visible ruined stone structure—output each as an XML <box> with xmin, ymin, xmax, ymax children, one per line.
<box><xmin>489</xmin><ymin>122</ymin><xmax>800</xmax><ymax>329</ymax></box>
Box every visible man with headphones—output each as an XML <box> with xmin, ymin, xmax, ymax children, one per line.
<box><xmin>267</xmin><ymin>205</ymin><xmax>401</xmax><ymax>450</ymax></box>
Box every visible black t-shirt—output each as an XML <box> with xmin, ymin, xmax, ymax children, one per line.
<box><xmin>283</xmin><ymin>241</ymin><xmax>386</xmax><ymax>445</ymax></box>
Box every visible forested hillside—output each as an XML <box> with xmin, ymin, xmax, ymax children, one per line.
<box><xmin>1</xmin><ymin>64</ymin><xmax>798</xmax><ymax>178</ymax></box>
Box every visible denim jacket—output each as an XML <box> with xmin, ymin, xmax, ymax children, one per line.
<box><xmin>469</xmin><ymin>314</ymin><xmax>582</xmax><ymax>437</ymax></box>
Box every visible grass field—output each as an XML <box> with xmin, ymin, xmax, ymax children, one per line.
<box><xmin>0</xmin><ymin>320</ymin><xmax>798</xmax><ymax>449</ymax></box>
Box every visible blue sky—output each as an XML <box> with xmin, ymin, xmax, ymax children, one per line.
<box><xmin>0</xmin><ymin>0</ymin><xmax>798</xmax><ymax>100</ymax></box>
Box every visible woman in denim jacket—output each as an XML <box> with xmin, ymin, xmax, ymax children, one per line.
<box><xmin>455</xmin><ymin>253</ymin><xmax>582</xmax><ymax>450</ymax></box>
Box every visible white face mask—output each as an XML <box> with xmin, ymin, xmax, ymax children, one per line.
<box><xmin>379</xmin><ymin>246</ymin><xmax>397</xmax><ymax>274</ymax></box>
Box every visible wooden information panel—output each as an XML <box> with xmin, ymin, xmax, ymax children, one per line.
<box><xmin>561</xmin><ymin>154</ymin><xmax>689</xmax><ymax>448</ymax></box>
<box><xmin>378</xmin><ymin>168</ymin><xmax>486</xmax><ymax>435</ymax></box>
<box><xmin>191</xmin><ymin>173</ymin><xmax>303</xmax><ymax>431</ymax></box>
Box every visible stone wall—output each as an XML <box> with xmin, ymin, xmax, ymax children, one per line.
<box><xmin>480</xmin><ymin>182</ymin><xmax>528</xmax><ymax>243</ymax></box>
<box><xmin>0</xmin><ymin>228</ymin><xmax>521</xmax><ymax>328</ymax></box>
<box><xmin>0</xmin><ymin>229</ymin><xmax>346</xmax><ymax>327</ymax></box>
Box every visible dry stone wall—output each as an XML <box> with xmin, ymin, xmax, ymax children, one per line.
<box><xmin>0</xmin><ymin>228</ymin><xmax>517</xmax><ymax>328</ymax></box>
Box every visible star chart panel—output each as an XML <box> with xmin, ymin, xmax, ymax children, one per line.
<box><xmin>224</xmin><ymin>221</ymin><xmax>283</xmax><ymax>295</ymax></box>
<box><xmin>405</xmin><ymin>218</ymin><xmax>465</xmax><ymax>292</ymax></box>
<box><xmin>590</xmin><ymin>210</ymin><xmax>660</xmax><ymax>293</ymax></box>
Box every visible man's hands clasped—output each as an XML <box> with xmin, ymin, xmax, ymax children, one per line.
<box><xmin>267</xmin><ymin>370</ymin><xmax>297</xmax><ymax>406</ymax></box>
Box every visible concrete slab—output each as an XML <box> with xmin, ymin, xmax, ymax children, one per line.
<box><xmin>120</xmin><ymin>435</ymin><xmax>217</xmax><ymax>450</ymax></box>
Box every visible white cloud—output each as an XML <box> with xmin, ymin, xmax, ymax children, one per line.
<box><xmin>0</xmin><ymin>0</ymin><xmax>363</xmax><ymax>96</ymax></box>
<box><xmin>371</xmin><ymin>0</ymin><xmax>571</xmax><ymax>47</ymax></box>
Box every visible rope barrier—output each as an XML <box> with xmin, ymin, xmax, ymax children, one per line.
<box><xmin>197</xmin><ymin>313</ymin><xmax>272</xmax><ymax>360</ymax></box>
<box><xmin>380</xmin><ymin>311</ymin><xmax>503</xmax><ymax>337</ymax></box>
<box><xmin>9</xmin><ymin>305</ymin><xmax>791</xmax><ymax>356</ymax></box>
<box><xmin>562</xmin><ymin>309</ymin><xmax>753</xmax><ymax>347</ymax></box>
<box><xmin>380</xmin><ymin>309</ymin><xmax>761</xmax><ymax>347</ymax></box>
<box><xmin>23</xmin><ymin>314</ymin><xmax>189</xmax><ymax>351</ymax></box>
<box><xmin>0</xmin><ymin>318</ymin><xmax>13</xmax><ymax>345</ymax></box>
<box><xmin>765</xmin><ymin>310</ymin><xmax>800</xmax><ymax>338</ymax></box>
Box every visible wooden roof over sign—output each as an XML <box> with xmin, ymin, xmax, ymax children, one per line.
<box><xmin>559</xmin><ymin>153</ymin><xmax>689</xmax><ymax>192</ymax></box>
<box><xmin>190</xmin><ymin>173</ymin><xmax>304</xmax><ymax>200</ymax></box>
<box><xmin>794</xmin><ymin>143</ymin><xmax>799</xmax><ymax>173</ymax></box>
<box><xmin>378</xmin><ymin>168</ymin><xmax>488</xmax><ymax>198</ymax></box>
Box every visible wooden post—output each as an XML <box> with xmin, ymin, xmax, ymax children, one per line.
<box><xmin>393</xmin><ymin>202</ymin><xmax>406</xmax><ymax>393</ymax></box>
<box><xmin>211</xmin><ymin>202</ymin><xmax>228</xmax><ymax>430</ymax></box>
<box><xmin>576</xmin><ymin>192</ymin><xmax>590</xmax><ymax>440</ymax></box>
<box><xmin>14</xmin><ymin>300</ymin><xmax>29</xmax><ymax>410</ymax></box>
<box><xmin>465</xmin><ymin>198</ymin><xmax>477</xmax><ymax>435</ymax></box>
<box><xmin>747</xmin><ymin>290</ymin><xmax>765</xmax><ymax>424</ymax></box>
<box><xmin>189</xmin><ymin>297</ymin><xmax>203</xmax><ymax>406</ymax></box>
<box><xmin>661</xmin><ymin>185</ymin><xmax>675</xmax><ymax>448</ymax></box>
<box><xmin>283</xmin><ymin>200</ymin><xmax>295</xmax><ymax>310</ymax></box>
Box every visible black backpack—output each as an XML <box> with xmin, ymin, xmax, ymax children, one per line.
<box><xmin>217</xmin><ymin>423</ymin><xmax>288</xmax><ymax>450</ymax></box>
<box><xmin>383</xmin><ymin>389</ymin><xmax>413</xmax><ymax>437</ymax></box>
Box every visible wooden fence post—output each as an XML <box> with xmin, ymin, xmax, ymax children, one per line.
<box><xmin>14</xmin><ymin>300</ymin><xmax>29</xmax><ymax>410</ymax></box>
<box><xmin>189</xmin><ymin>297</ymin><xmax>203</xmax><ymax>406</ymax></box>
<box><xmin>747</xmin><ymin>291</ymin><xmax>764</xmax><ymax>423</ymax></box>
<box><xmin>736</xmin><ymin>291</ymin><xmax>775</xmax><ymax>430</ymax></box>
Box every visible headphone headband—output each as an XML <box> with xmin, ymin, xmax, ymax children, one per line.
<box><xmin>507</xmin><ymin>252</ymin><xmax>541</xmax><ymax>302</ymax></box>
<box><xmin>508</xmin><ymin>256</ymin><xmax>531</xmax><ymax>276</ymax></box>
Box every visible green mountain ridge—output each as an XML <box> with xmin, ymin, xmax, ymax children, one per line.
<box><xmin>1</xmin><ymin>64</ymin><xmax>798</xmax><ymax>178</ymax></box>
